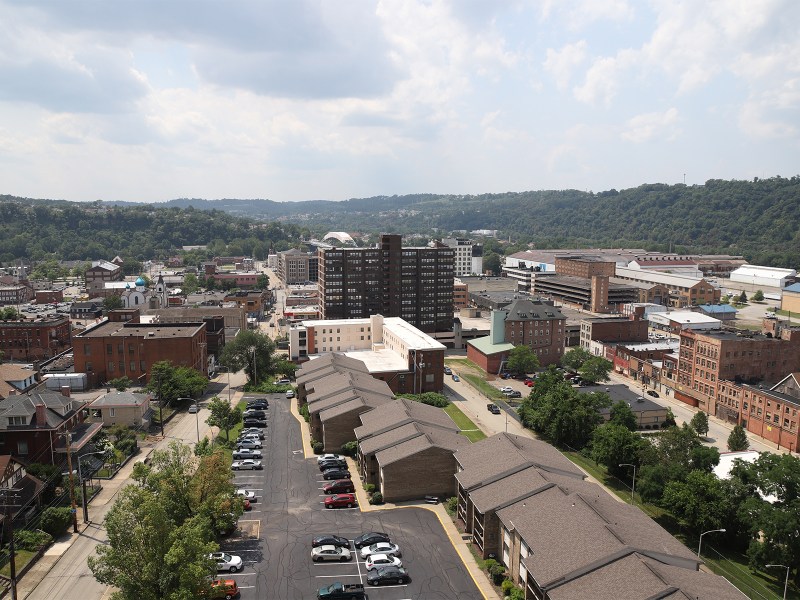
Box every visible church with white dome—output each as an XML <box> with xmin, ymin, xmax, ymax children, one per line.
<box><xmin>119</xmin><ymin>274</ymin><xmax>169</xmax><ymax>309</ymax></box>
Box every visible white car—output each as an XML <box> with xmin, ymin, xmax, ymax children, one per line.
<box><xmin>285</xmin><ymin>390</ymin><xmax>295</xmax><ymax>399</ymax></box>
<box><xmin>311</xmin><ymin>545</ymin><xmax>352</xmax><ymax>562</ymax></box>
<box><xmin>209</xmin><ymin>552</ymin><xmax>243</xmax><ymax>573</ymax></box>
<box><xmin>499</xmin><ymin>386</ymin><xmax>514</xmax><ymax>393</ymax></box>
<box><xmin>236</xmin><ymin>489</ymin><xmax>256</xmax><ymax>501</ymax></box>
<box><xmin>365</xmin><ymin>553</ymin><xmax>403</xmax><ymax>571</ymax></box>
<box><xmin>317</xmin><ymin>453</ymin><xmax>344</xmax><ymax>465</ymax></box>
<box><xmin>236</xmin><ymin>439</ymin><xmax>263</xmax><ymax>450</ymax></box>
<box><xmin>188</xmin><ymin>404</ymin><xmax>199</xmax><ymax>414</ymax></box>
<box><xmin>232</xmin><ymin>449</ymin><xmax>263</xmax><ymax>460</ymax></box>
<box><xmin>360</xmin><ymin>542</ymin><xmax>402</xmax><ymax>559</ymax></box>
<box><xmin>241</xmin><ymin>428</ymin><xmax>265</xmax><ymax>439</ymax></box>
<box><xmin>232</xmin><ymin>459</ymin><xmax>263</xmax><ymax>470</ymax></box>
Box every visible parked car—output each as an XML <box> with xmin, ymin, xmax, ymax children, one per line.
<box><xmin>236</xmin><ymin>489</ymin><xmax>256</xmax><ymax>501</ymax></box>
<box><xmin>452</xmin><ymin>374</ymin><xmax>460</xmax><ymax>382</ymax></box>
<box><xmin>319</xmin><ymin>459</ymin><xmax>347</xmax><ymax>471</ymax></box>
<box><xmin>188</xmin><ymin>404</ymin><xmax>199</xmax><ymax>414</ymax></box>
<box><xmin>499</xmin><ymin>386</ymin><xmax>513</xmax><ymax>393</ymax></box>
<box><xmin>209</xmin><ymin>552</ymin><xmax>243</xmax><ymax>573</ymax></box>
<box><xmin>487</xmin><ymin>404</ymin><xmax>501</xmax><ymax>414</ymax></box>
<box><xmin>243</xmin><ymin>409</ymin><xmax>266</xmax><ymax>419</ymax></box>
<box><xmin>285</xmin><ymin>390</ymin><xmax>295</xmax><ymax>398</ymax></box>
<box><xmin>311</xmin><ymin>545</ymin><xmax>352</xmax><ymax>562</ymax></box>
<box><xmin>647</xmin><ymin>390</ymin><xmax>659</xmax><ymax>398</ymax></box>
<box><xmin>500</xmin><ymin>372</ymin><xmax>510</xmax><ymax>379</ymax></box>
<box><xmin>324</xmin><ymin>493</ymin><xmax>357</xmax><ymax>509</ymax></box>
<box><xmin>525</xmin><ymin>380</ymin><xmax>535</xmax><ymax>387</ymax></box>
<box><xmin>246</xmin><ymin>401</ymin><xmax>269</xmax><ymax>410</ymax></box>
<box><xmin>232</xmin><ymin>459</ymin><xmax>263</xmax><ymax>471</ymax></box>
<box><xmin>243</xmin><ymin>499</ymin><xmax>251</xmax><ymax>511</ymax></box>
<box><xmin>316</xmin><ymin>582</ymin><xmax>365</xmax><ymax>599</ymax></box>
<box><xmin>233</xmin><ymin>448</ymin><xmax>263</xmax><ymax>460</ymax></box>
<box><xmin>443</xmin><ymin>366</ymin><xmax>452</xmax><ymax>375</ymax></box>
<box><xmin>321</xmin><ymin>469</ymin><xmax>351</xmax><ymax>481</ymax></box>
<box><xmin>367</xmin><ymin>566</ymin><xmax>409</xmax><ymax>586</ymax></box>
<box><xmin>208</xmin><ymin>579</ymin><xmax>239</xmax><ymax>600</ymax></box>
<box><xmin>317</xmin><ymin>453</ymin><xmax>344</xmax><ymax>464</ymax></box>
<box><xmin>236</xmin><ymin>439</ymin><xmax>262</xmax><ymax>450</ymax></box>
<box><xmin>323</xmin><ymin>479</ymin><xmax>355</xmax><ymax>494</ymax></box>
<box><xmin>365</xmin><ymin>553</ymin><xmax>402</xmax><ymax>570</ymax></box>
<box><xmin>312</xmin><ymin>534</ymin><xmax>350</xmax><ymax>548</ymax></box>
<box><xmin>359</xmin><ymin>541</ymin><xmax>401</xmax><ymax>558</ymax></box>
<box><xmin>243</xmin><ymin>419</ymin><xmax>267</xmax><ymax>428</ymax></box>
<box><xmin>241</xmin><ymin>428</ymin><xmax>265</xmax><ymax>439</ymax></box>
<box><xmin>504</xmin><ymin>390</ymin><xmax>522</xmax><ymax>398</ymax></box>
<box><xmin>274</xmin><ymin>378</ymin><xmax>291</xmax><ymax>385</ymax></box>
<box><xmin>353</xmin><ymin>532</ymin><xmax>391</xmax><ymax>549</ymax></box>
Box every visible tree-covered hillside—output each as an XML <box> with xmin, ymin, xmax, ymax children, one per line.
<box><xmin>0</xmin><ymin>199</ymin><xmax>310</xmax><ymax>262</ymax></box>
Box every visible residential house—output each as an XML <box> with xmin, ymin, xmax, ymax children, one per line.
<box><xmin>0</xmin><ymin>454</ymin><xmax>45</xmax><ymax>520</ymax></box>
<box><xmin>0</xmin><ymin>364</ymin><xmax>38</xmax><ymax>399</ymax></box>
<box><xmin>88</xmin><ymin>391</ymin><xmax>152</xmax><ymax>428</ymax></box>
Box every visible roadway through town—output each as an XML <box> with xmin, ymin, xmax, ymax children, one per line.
<box><xmin>21</xmin><ymin>370</ymin><xmax>247</xmax><ymax>600</ymax></box>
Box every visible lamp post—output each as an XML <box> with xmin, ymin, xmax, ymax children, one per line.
<box><xmin>227</xmin><ymin>369</ymin><xmax>231</xmax><ymax>402</ymax></box>
<box><xmin>697</xmin><ymin>528</ymin><xmax>726</xmax><ymax>559</ymax></box>
<box><xmin>765</xmin><ymin>564</ymin><xmax>789</xmax><ymax>600</ymax></box>
<box><xmin>619</xmin><ymin>463</ymin><xmax>637</xmax><ymax>504</ymax></box>
<box><xmin>252</xmin><ymin>347</ymin><xmax>257</xmax><ymax>386</ymax></box>
<box><xmin>77</xmin><ymin>451</ymin><xmax>107</xmax><ymax>523</ymax></box>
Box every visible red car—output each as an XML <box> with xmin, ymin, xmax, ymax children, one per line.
<box><xmin>324</xmin><ymin>493</ymin><xmax>357</xmax><ymax>509</ymax></box>
<box><xmin>243</xmin><ymin>499</ymin><xmax>251</xmax><ymax>511</ymax></box>
<box><xmin>525</xmin><ymin>380</ymin><xmax>535</xmax><ymax>387</ymax></box>
<box><xmin>323</xmin><ymin>479</ymin><xmax>355</xmax><ymax>494</ymax></box>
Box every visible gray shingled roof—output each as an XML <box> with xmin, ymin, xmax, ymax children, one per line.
<box><xmin>0</xmin><ymin>392</ymin><xmax>78</xmax><ymax>428</ymax></box>
<box><xmin>306</xmin><ymin>370</ymin><xmax>392</xmax><ymax>403</ymax></box>
<box><xmin>91</xmin><ymin>391</ymin><xmax>150</xmax><ymax>407</ymax></box>
<box><xmin>319</xmin><ymin>394</ymin><xmax>392</xmax><ymax>421</ymax></box>
<box><xmin>355</xmin><ymin>398</ymin><xmax>458</xmax><ymax>440</ymax></box>
<box><xmin>504</xmin><ymin>298</ymin><xmax>566</xmax><ymax>322</ymax></box>
<box><xmin>296</xmin><ymin>353</ymin><xmax>369</xmax><ymax>384</ymax></box>
<box><xmin>375</xmin><ymin>428</ymin><xmax>469</xmax><ymax>466</ymax></box>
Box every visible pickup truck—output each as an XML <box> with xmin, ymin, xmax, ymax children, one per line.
<box><xmin>316</xmin><ymin>581</ymin><xmax>366</xmax><ymax>600</ymax></box>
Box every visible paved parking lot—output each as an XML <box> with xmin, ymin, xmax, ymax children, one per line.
<box><xmin>219</xmin><ymin>392</ymin><xmax>484</xmax><ymax>600</ymax></box>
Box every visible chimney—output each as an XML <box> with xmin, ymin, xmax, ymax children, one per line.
<box><xmin>60</xmin><ymin>385</ymin><xmax>71</xmax><ymax>397</ymax></box>
<box><xmin>35</xmin><ymin>403</ymin><xmax>47</xmax><ymax>425</ymax></box>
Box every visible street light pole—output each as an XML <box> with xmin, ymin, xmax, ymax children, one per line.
<box><xmin>227</xmin><ymin>370</ymin><xmax>231</xmax><ymax>402</ymax></box>
<box><xmin>194</xmin><ymin>399</ymin><xmax>200</xmax><ymax>443</ymax></box>
<box><xmin>77</xmin><ymin>451</ymin><xmax>106</xmax><ymax>523</ymax></box>
<box><xmin>619</xmin><ymin>463</ymin><xmax>637</xmax><ymax>504</ymax></box>
<box><xmin>697</xmin><ymin>528</ymin><xmax>726</xmax><ymax>559</ymax></box>
<box><xmin>766</xmin><ymin>564</ymin><xmax>789</xmax><ymax>600</ymax></box>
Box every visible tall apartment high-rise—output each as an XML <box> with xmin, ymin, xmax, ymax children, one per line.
<box><xmin>438</xmin><ymin>238</ymin><xmax>482</xmax><ymax>276</ymax></box>
<box><xmin>319</xmin><ymin>234</ymin><xmax>454</xmax><ymax>333</ymax></box>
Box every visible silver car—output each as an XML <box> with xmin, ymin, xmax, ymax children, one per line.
<box><xmin>311</xmin><ymin>545</ymin><xmax>352</xmax><ymax>562</ymax></box>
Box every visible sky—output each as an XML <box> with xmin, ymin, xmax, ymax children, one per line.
<box><xmin>0</xmin><ymin>0</ymin><xmax>798</xmax><ymax>203</ymax></box>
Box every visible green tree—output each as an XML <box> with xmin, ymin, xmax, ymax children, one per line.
<box><xmin>727</xmin><ymin>424</ymin><xmax>749</xmax><ymax>451</ymax></box>
<box><xmin>738</xmin><ymin>290</ymin><xmax>748</xmax><ymax>304</ymax></box>
<box><xmin>108</xmin><ymin>376</ymin><xmax>133</xmax><ymax>391</ymax></box>
<box><xmin>483</xmin><ymin>252</ymin><xmax>501</xmax><ymax>275</ymax></box>
<box><xmin>589</xmin><ymin>424</ymin><xmax>645</xmax><ymax>477</ymax></box>
<box><xmin>689</xmin><ymin>411</ymin><xmax>710</xmax><ymax>437</ymax></box>
<box><xmin>137</xmin><ymin>440</ymin><xmax>197</xmax><ymax>524</ymax></box>
<box><xmin>720</xmin><ymin>294</ymin><xmax>730</xmax><ymax>305</ymax></box>
<box><xmin>506</xmin><ymin>345</ymin><xmax>540</xmax><ymax>376</ymax></box>
<box><xmin>662</xmin><ymin>470</ymin><xmax>730</xmax><ymax>533</ymax></box>
<box><xmin>752</xmin><ymin>289</ymin><xmax>764</xmax><ymax>301</ymax></box>
<box><xmin>103</xmin><ymin>295</ymin><xmax>124</xmax><ymax>311</ymax></box>
<box><xmin>609</xmin><ymin>400</ymin><xmax>638</xmax><ymax>431</ymax></box>
<box><xmin>519</xmin><ymin>385</ymin><xmax>609</xmax><ymax>449</ymax></box>
<box><xmin>206</xmin><ymin>396</ymin><xmax>243</xmax><ymax>442</ymax></box>
<box><xmin>182</xmin><ymin>273</ymin><xmax>199</xmax><ymax>295</ymax></box>
<box><xmin>256</xmin><ymin>273</ymin><xmax>270</xmax><ymax>289</ymax></box>
<box><xmin>190</xmin><ymin>450</ymin><xmax>243</xmax><ymax>536</ymax></box>
<box><xmin>146</xmin><ymin>361</ymin><xmax>207</xmax><ymax>407</ymax></box>
<box><xmin>274</xmin><ymin>358</ymin><xmax>298</xmax><ymax>380</ymax></box>
<box><xmin>219</xmin><ymin>329</ymin><xmax>277</xmax><ymax>385</ymax></box>
<box><xmin>1</xmin><ymin>307</ymin><xmax>18</xmax><ymax>320</ymax></box>
<box><xmin>578</xmin><ymin>356</ymin><xmax>612</xmax><ymax>383</ymax></box>
<box><xmin>561</xmin><ymin>347</ymin><xmax>591</xmax><ymax>371</ymax></box>
<box><xmin>88</xmin><ymin>485</ymin><xmax>217</xmax><ymax>600</ymax></box>
<box><xmin>397</xmin><ymin>392</ymin><xmax>449</xmax><ymax>408</ymax></box>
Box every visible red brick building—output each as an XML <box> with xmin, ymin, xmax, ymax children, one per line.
<box><xmin>555</xmin><ymin>255</ymin><xmax>616</xmax><ymax>278</ymax></box>
<box><xmin>35</xmin><ymin>289</ymin><xmax>64</xmax><ymax>304</ymax></box>
<box><xmin>579</xmin><ymin>316</ymin><xmax>648</xmax><ymax>350</ymax></box>
<box><xmin>0</xmin><ymin>316</ymin><xmax>72</xmax><ymax>361</ymax></box>
<box><xmin>73</xmin><ymin>309</ymin><xmax>208</xmax><ymax>388</ymax></box>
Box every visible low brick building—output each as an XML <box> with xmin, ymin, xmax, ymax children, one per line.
<box><xmin>88</xmin><ymin>391</ymin><xmax>153</xmax><ymax>428</ymax></box>
<box><xmin>0</xmin><ymin>316</ymin><xmax>72</xmax><ymax>361</ymax></box>
<box><xmin>307</xmin><ymin>388</ymin><xmax>392</xmax><ymax>452</ymax></box>
<box><xmin>579</xmin><ymin>316</ymin><xmax>648</xmax><ymax>350</ymax></box>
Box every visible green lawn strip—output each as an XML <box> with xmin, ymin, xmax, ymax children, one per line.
<box><xmin>444</xmin><ymin>404</ymin><xmax>487</xmax><ymax>442</ymax></box>
<box><xmin>562</xmin><ymin>451</ymin><xmax>794</xmax><ymax>599</ymax></box>
<box><xmin>462</xmin><ymin>374</ymin><xmax>506</xmax><ymax>401</ymax></box>
<box><xmin>0</xmin><ymin>548</ymin><xmax>36</xmax><ymax>577</ymax></box>
<box><xmin>213</xmin><ymin>400</ymin><xmax>248</xmax><ymax>453</ymax></box>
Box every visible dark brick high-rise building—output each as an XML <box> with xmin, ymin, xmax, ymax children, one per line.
<box><xmin>319</xmin><ymin>234</ymin><xmax>454</xmax><ymax>333</ymax></box>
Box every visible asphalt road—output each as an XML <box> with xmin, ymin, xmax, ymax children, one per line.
<box><xmin>222</xmin><ymin>393</ymin><xmax>483</xmax><ymax>600</ymax></box>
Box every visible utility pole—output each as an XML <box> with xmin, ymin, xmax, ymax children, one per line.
<box><xmin>63</xmin><ymin>432</ymin><xmax>79</xmax><ymax>533</ymax></box>
<box><xmin>0</xmin><ymin>488</ymin><xmax>21</xmax><ymax>600</ymax></box>
<box><xmin>157</xmin><ymin>374</ymin><xmax>165</xmax><ymax>437</ymax></box>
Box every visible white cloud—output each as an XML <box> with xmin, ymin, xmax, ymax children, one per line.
<box><xmin>572</xmin><ymin>49</ymin><xmax>636</xmax><ymax>106</ymax></box>
<box><xmin>621</xmin><ymin>107</ymin><xmax>679</xmax><ymax>143</ymax></box>
<box><xmin>543</xmin><ymin>40</ymin><xmax>587</xmax><ymax>91</ymax></box>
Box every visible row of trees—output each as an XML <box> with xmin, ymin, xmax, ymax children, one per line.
<box><xmin>89</xmin><ymin>441</ymin><xmax>243</xmax><ymax>599</ymax></box>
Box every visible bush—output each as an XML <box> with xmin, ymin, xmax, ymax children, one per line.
<box><xmin>364</xmin><ymin>483</ymin><xmax>376</xmax><ymax>494</ymax></box>
<box><xmin>340</xmin><ymin>441</ymin><xmax>358</xmax><ymax>457</ymax></box>
<box><xmin>398</xmin><ymin>392</ymin><xmax>449</xmax><ymax>408</ymax></box>
<box><xmin>312</xmin><ymin>441</ymin><xmax>324</xmax><ymax>454</ymax></box>
<box><xmin>508</xmin><ymin>588</ymin><xmax>524</xmax><ymax>600</ymax></box>
<box><xmin>39</xmin><ymin>507</ymin><xmax>73</xmax><ymax>538</ymax></box>
<box><xmin>501</xmin><ymin>579</ymin><xmax>515</xmax><ymax>595</ymax></box>
<box><xmin>487</xmin><ymin>561</ymin><xmax>506</xmax><ymax>585</ymax></box>
<box><xmin>444</xmin><ymin>496</ymin><xmax>458</xmax><ymax>515</ymax></box>
<box><xmin>14</xmin><ymin>528</ymin><xmax>53</xmax><ymax>551</ymax></box>
<box><xmin>299</xmin><ymin>404</ymin><xmax>310</xmax><ymax>422</ymax></box>
<box><xmin>369</xmin><ymin>492</ymin><xmax>384</xmax><ymax>505</ymax></box>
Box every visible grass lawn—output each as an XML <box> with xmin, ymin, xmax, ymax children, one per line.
<box><xmin>213</xmin><ymin>400</ymin><xmax>248</xmax><ymax>451</ymax></box>
<box><xmin>444</xmin><ymin>403</ymin><xmax>487</xmax><ymax>442</ymax></box>
<box><xmin>0</xmin><ymin>549</ymin><xmax>37</xmax><ymax>577</ymax></box>
<box><xmin>462</xmin><ymin>374</ymin><xmax>506</xmax><ymax>401</ymax></box>
<box><xmin>562</xmin><ymin>451</ymin><xmax>797</xmax><ymax>599</ymax></box>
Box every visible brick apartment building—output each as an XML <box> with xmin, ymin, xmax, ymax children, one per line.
<box><xmin>85</xmin><ymin>260</ymin><xmax>122</xmax><ymax>294</ymax></box>
<box><xmin>0</xmin><ymin>285</ymin><xmax>34</xmax><ymax>306</ymax></box>
<box><xmin>35</xmin><ymin>289</ymin><xmax>64</xmax><ymax>304</ymax></box>
<box><xmin>554</xmin><ymin>255</ymin><xmax>616</xmax><ymax>278</ymax></box>
<box><xmin>276</xmin><ymin>249</ymin><xmax>313</xmax><ymax>284</ymax></box>
<box><xmin>224</xmin><ymin>290</ymin><xmax>271</xmax><ymax>319</ymax></box>
<box><xmin>673</xmin><ymin>326</ymin><xmax>800</xmax><ymax>414</ymax></box>
<box><xmin>73</xmin><ymin>309</ymin><xmax>208</xmax><ymax>388</ymax></box>
<box><xmin>579</xmin><ymin>316</ymin><xmax>648</xmax><ymax>349</ymax></box>
<box><xmin>0</xmin><ymin>316</ymin><xmax>72</xmax><ymax>361</ymax></box>
<box><xmin>318</xmin><ymin>234</ymin><xmax>454</xmax><ymax>334</ymax></box>
<box><xmin>453</xmin><ymin>278</ymin><xmax>469</xmax><ymax>310</ymax></box>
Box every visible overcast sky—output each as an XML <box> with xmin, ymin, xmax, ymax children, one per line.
<box><xmin>0</xmin><ymin>0</ymin><xmax>797</xmax><ymax>203</ymax></box>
